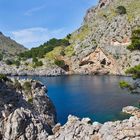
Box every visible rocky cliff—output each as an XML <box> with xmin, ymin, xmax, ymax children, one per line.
<box><xmin>67</xmin><ymin>0</ymin><xmax>140</xmax><ymax>75</ymax></box>
<box><xmin>0</xmin><ymin>76</ymin><xmax>56</xmax><ymax>139</ymax></box>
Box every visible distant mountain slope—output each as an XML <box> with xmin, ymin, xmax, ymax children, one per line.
<box><xmin>1</xmin><ymin>0</ymin><xmax>139</xmax><ymax>76</ymax></box>
<box><xmin>0</xmin><ymin>32</ymin><xmax>27</xmax><ymax>58</ymax></box>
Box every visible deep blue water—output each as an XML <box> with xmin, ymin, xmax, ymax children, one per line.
<box><xmin>19</xmin><ymin>75</ymin><xmax>140</xmax><ymax>124</ymax></box>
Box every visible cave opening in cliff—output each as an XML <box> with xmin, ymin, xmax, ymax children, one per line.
<box><xmin>100</xmin><ymin>58</ymin><xmax>106</xmax><ymax>65</ymax></box>
<box><xmin>62</xmin><ymin>64</ymin><xmax>69</xmax><ymax>72</ymax></box>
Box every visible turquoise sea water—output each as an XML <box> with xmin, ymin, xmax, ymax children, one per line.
<box><xmin>19</xmin><ymin>75</ymin><xmax>140</xmax><ymax>124</ymax></box>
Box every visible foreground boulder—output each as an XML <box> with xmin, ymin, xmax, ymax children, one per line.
<box><xmin>50</xmin><ymin>115</ymin><xmax>140</xmax><ymax>140</ymax></box>
<box><xmin>0</xmin><ymin>108</ymin><xmax>50</xmax><ymax>140</ymax></box>
<box><xmin>122</xmin><ymin>106</ymin><xmax>140</xmax><ymax>118</ymax></box>
<box><xmin>49</xmin><ymin>115</ymin><xmax>102</xmax><ymax>140</ymax></box>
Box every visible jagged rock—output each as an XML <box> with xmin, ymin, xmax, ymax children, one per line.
<box><xmin>0</xmin><ymin>61</ymin><xmax>67</xmax><ymax>76</ymax></box>
<box><xmin>68</xmin><ymin>0</ymin><xmax>140</xmax><ymax>75</ymax></box>
<box><xmin>50</xmin><ymin>113</ymin><xmax>140</xmax><ymax>140</ymax></box>
<box><xmin>0</xmin><ymin>108</ymin><xmax>49</xmax><ymax>140</ymax></box>
<box><xmin>0</xmin><ymin>78</ymin><xmax>56</xmax><ymax>140</ymax></box>
<box><xmin>122</xmin><ymin>106</ymin><xmax>140</xmax><ymax>117</ymax></box>
<box><xmin>1</xmin><ymin>77</ymin><xmax>140</xmax><ymax>140</ymax></box>
<box><xmin>51</xmin><ymin>115</ymin><xmax>101</xmax><ymax>140</ymax></box>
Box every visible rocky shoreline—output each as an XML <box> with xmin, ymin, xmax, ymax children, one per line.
<box><xmin>0</xmin><ymin>76</ymin><xmax>140</xmax><ymax>140</ymax></box>
<box><xmin>0</xmin><ymin>61</ymin><xmax>128</xmax><ymax>77</ymax></box>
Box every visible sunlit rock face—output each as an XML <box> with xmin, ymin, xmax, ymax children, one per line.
<box><xmin>68</xmin><ymin>0</ymin><xmax>140</xmax><ymax>75</ymax></box>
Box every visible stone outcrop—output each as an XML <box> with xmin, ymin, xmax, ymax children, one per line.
<box><xmin>78</xmin><ymin>47</ymin><xmax>121</xmax><ymax>75</ymax></box>
<box><xmin>50</xmin><ymin>114</ymin><xmax>140</xmax><ymax>140</ymax></box>
<box><xmin>0</xmin><ymin>61</ymin><xmax>66</xmax><ymax>76</ymax></box>
<box><xmin>50</xmin><ymin>115</ymin><xmax>102</xmax><ymax>140</ymax></box>
<box><xmin>122</xmin><ymin>106</ymin><xmax>140</xmax><ymax>118</ymax></box>
<box><xmin>1</xmin><ymin>77</ymin><xmax>140</xmax><ymax>139</ymax></box>
<box><xmin>0</xmin><ymin>77</ymin><xmax>56</xmax><ymax>139</ymax></box>
<box><xmin>68</xmin><ymin>0</ymin><xmax>140</xmax><ymax>75</ymax></box>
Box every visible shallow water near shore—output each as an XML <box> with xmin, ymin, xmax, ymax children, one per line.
<box><xmin>18</xmin><ymin>75</ymin><xmax>139</xmax><ymax>124</ymax></box>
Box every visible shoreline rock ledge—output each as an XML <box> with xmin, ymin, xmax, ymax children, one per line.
<box><xmin>1</xmin><ymin>77</ymin><xmax>140</xmax><ymax>140</ymax></box>
<box><xmin>50</xmin><ymin>106</ymin><xmax>140</xmax><ymax>140</ymax></box>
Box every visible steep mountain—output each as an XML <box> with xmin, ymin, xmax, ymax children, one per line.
<box><xmin>66</xmin><ymin>0</ymin><xmax>140</xmax><ymax>75</ymax></box>
<box><xmin>0</xmin><ymin>32</ymin><xmax>27</xmax><ymax>58</ymax></box>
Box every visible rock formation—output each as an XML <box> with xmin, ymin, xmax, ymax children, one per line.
<box><xmin>1</xmin><ymin>76</ymin><xmax>140</xmax><ymax>139</ymax></box>
<box><xmin>67</xmin><ymin>0</ymin><xmax>140</xmax><ymax>75</ymax></box>
<box><xmin>0</xmin><ymin>77</ymin><xmax>56</xmax><ymax>139</ymax></box>
<box><xmin>50</xmin><ymin>107</ymin><xmax>140</xmax><ymax>140</ymax></box>
<box><xmin>0</xmin><ymin>61</ymin><xmax>66</xmax><ymax>76</ymax></box>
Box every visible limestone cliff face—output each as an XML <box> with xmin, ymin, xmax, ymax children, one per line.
<box><xmin>68</xmin><ymin>0</ymin><xmax>140</xmax><ymax>75</ymax></box>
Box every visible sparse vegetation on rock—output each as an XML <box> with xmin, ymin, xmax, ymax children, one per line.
<box><xmin>0</xmin><ymin>53</ymin><xmax>3</xmax><ymax>61</ymax></box>
<box><xmin>54</xmin><ymin>59</ymin><xmax>65</xmax><ymax>68</ymax></box>
<box><xmin>23</xmin><ymin>81</ymin><xmax>32</xmax><ymax>94</ymax></box>
<box><xmin>0</xmin><ymin>32</ymin><xmax>27</xmax><ymax>58</ymax></box>
<box><xmin>127</xmin><ymin>28</ymin><xmax>140</xmax><ymax>50</ymax></box>
<box><xmin>116</xmin><ymin>6</ymin><xmax>127</xmax><ymax>15</ymax></box>
<box><xmin>120</xmin><ymin>64</ymin><xmax>140</xmax><ymax>93</ymax></box>
<box><xmin>0</xmin><ymin>74</ymin><xmax>8</xmax><ymax>81</ymax></box>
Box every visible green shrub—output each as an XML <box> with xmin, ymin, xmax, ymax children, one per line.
<box><xmin>125</xmin><ymin>64</ymin><xmax>140</xmax><ymax>79</ymax></box>
<box><xmin>127</xmin><ymin>28</ymin><xmax>140</xmax><ymax>50</ymax></box>
<box><xmin>14</xmin><ymin>79</ymin><xmax>22</xmax><ymax>90</ymax></box>
<box><xmin>5</xmin><ymin>59</ymin><xmax>13</xmax><ymax>65</ymax></box>
<box><xmin>119</xmin><ymin>81</ymin><xmax>131</xmax><ymax>89</ymax></box>
<box><xmin>54</xmin><ymin>59</ymin><xmax>65</xmax><ymax>67</ymax></box>
<box><xmin>0</xmin><ymin>53</ymin><xmax>3</xmax><ymax>61</ymax></box>
<box><xmin>0</xmin><ymin>74</ymin><xmax>8</xmax><ymax>82</ymax></box>
<box><xmin>32</xmin><ymin>57</ymin><xmax>38</xmax><ymax>63</ymax></box>
<box><xmin>23</xmin><ymin>81</ymin><xmax>32</xmax><ymax>93</ymax></box>
<box><xmin>45</xmin><ymin>46</ymin><xmax>64</xmax><ymax>60</ymax></box>
<box><xmin>34</xmin><ymin>61</ymin><xmax>43</xmax><ymax>67</ymax></box>
<box><xmin>119</xmin><ymin>64</ymin><xmax>140</xmax><ymax>93</ymax></box>
<box><xmin>116</xmin><ymin>6</ymin><xmax>127</xmax><ymax>15</ymax></box>
<box><xmin>18</xmin><ymin>38</ymin><xmax>70</xmax><ymax>59</ymax></box>
<box><xmin>64</xmin><ymin>45</ymin><xmax>75</xmax><ymax>57</ymax></box>
<box><xmin>66</xmin><ymin>34</ymin><xmax>71</xmax><ymax>39</ymax></box>
<box><xmin>28</xmin><ymin>98</ymin><xmax>33</xmax><ymax>104</ymax></box>
<box><xmin>5</xmin><ymin>59</ymin><xmax>20</xmax><ymax>66</ymax></box>
<box><xmin>14</xmin><ymin>60</ymin><xmax>20</xmax><ymax>67</ymax></box>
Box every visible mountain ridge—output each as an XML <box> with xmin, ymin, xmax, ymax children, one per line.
<box><xmin>0</xmin><ymin>0</ymin><xmax>140</xmax><ymax>76</ymax></box>
<box><xmin>0</xmin><ymin>32</ymin><xmax>27</xmax><ymax>58</ymax></box>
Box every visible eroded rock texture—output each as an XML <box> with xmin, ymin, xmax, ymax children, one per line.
<box><xmin>0</xmin><ymin>78</ymin><xmax>56</xmax><ymax>140</ymax></box>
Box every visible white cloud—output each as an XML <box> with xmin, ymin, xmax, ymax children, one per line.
<box><xmin>10</xmin><ymin>27</ymin><xmax>65</xmax><ymax>48</ymax></box>
<box><xmin>24</xmin><ymin>5</ymin><xmax>46</xmax><ymax>16</ymax></box>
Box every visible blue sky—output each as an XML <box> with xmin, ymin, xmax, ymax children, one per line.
<box><xmin>0</xmin><ymin>0</ymin><xmax>98</xmax><ymax>48</ymax></box>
